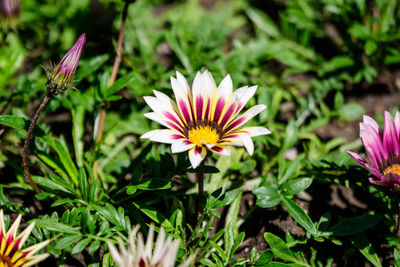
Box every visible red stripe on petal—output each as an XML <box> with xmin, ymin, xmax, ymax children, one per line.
<box><xmin>212</xmin><ymin>146</ymin><xmax>223</xmax><ymax>152</ymax></box>
<box><xmin>219</xmin><ymin>103</ymin><xmax>236</xmax><ymax>127</ymax></box>
<box><xmin>164</xmin><ymin>111</ymin><xmax>184</xmax><ymax>128</ymax></box>
<box><xmin>204</xmin><ymin>100</ymin><xmax>211</xmax><ymax>120</ymax></box>
<box><xmin>166</xmin><ymin>122</ymin><xmax>183</xmax><ymax>133</ymax></box>
<box><xmin>195</xmin><ymin>146</ymin><xmax>202</xmax><ymax>154</ymax></box>
<box><xmin>213</xmin><ymin>98</ymin><xmax>225</xmax><ymax>122</ymax></box>
<box><xmin>171</xmin><ymin>134</ymin><xmax>184</xmax><ymax>140</ymax></box>
<box><xmin>179</xmin><ymin>100</ymin><xmax>191</xmax><ymax>122</ymax></box>
<box><xmin>196</xmin><ymin>96</ymin><xmax>204</xmax><ymax>120</ymax></box>
<box><xmin>183</xmin><ymin>140</ymin><xmax>192</xmax><ymax>145</ymax></box>
<box><xmin>224</xmin><ymin>117</ymin><xmax>246</xmax><ymax>133</ymax></box>
<box><xmin>6</xmin><ymin>231</ymin><xmax>14</xmax><ymax>245</ymax></box>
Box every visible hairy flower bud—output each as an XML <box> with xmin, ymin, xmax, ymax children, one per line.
<box><xmin>46</xmin><ymin>33</ymin><xmax>86</xmax><ymax>95</ymax></box>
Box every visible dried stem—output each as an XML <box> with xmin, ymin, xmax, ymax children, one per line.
<box><xmin>93</xmin><ymin>1</ymin><xmax>130</xmax><ymax>179</ymax></box>
<box><xmin>22</xmin><ymin>94</ymin><xmax>52</xmax><ymax>193</ymax></box>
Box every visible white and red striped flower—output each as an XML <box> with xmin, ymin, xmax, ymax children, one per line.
<box><xmin>348</xmin><ymin>111</ymin><xmax>400</xmax><ymax>188</ymax></box>
<box><xmin>0</xmin><ymin>210</ymin><xmax>49</xmax><ymax>267</ymax></box>
<box><xmin>141</xmin><ymin>70</ymin><xmax>270</xmax><ymax>168</ymax></box>
<box><xmin>108</xmin><ymin>225</ymin><xmax>192</xmax><ymax>267</ymax></box>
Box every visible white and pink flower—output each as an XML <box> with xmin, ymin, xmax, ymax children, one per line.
<box><xmin>141</xmin><ymin>70</ymin><xmax>270</xmax><ymax>168</ymax></box>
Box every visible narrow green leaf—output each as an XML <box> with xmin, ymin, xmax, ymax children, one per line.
<box><xmin>106</xmin><ymin>73</ymin><xmax>137</xmax><ymax>98</ymax></box>
<box><xmin>78</xmin><ymin>168</ymin><xmax>88</xmax><ymax>201</ymax></box>
<box><xmin>350</xmin><ymin>234</ymin><xmax>382</xmax><ymax>267</ymax></box>
<box><xmin>245</xmin><ymin>7</ymin><xmax>280</xmax><ymax>37</ymax></box>
<box><xmin>132</xmin><ymin>202</ymin><xmax>173</xmax><ymax>228</ymax></box>
<box><xmin>0</xmin><ymin>115</ymin><xmax>46</xmax><ymax>137</ymax></box>
<box><xmin>75</xmin><ymin>54</ymin><xmax>109</xmax><ymax>81</ymax></box>
<box><xmin>35</xmin><ymin>219</ymin><xmax>80</xmax><ymax>235</ymax></box>
<box><xmin>254</xmin><ymin>186</ymin><xmax>281</xmax><ymax>208</ymax></box>
<box><xmin>55</xmin><ymin>235</ymin><xmax>82</xmax><ymax>250</ymax></box>
<box><xmin>282</xmin><ymin>197</ymin><xmax>317</xmax><ymax>235</ymax></box>
<box><xmin>327</xmin><ymin>214</ymin><xmax>381</xmax><ymax>237</ymax></box>
<box><xmin>264</xmin><ymin>233</ymin><xmax>297</xmax><ymax>262</ymax></box>
<box><xmin>72</xmin><ymin>106</ymin><xmax>85</xmax><ymax>167</ymax></box>
<box><xmin>71</xmin><ymin>237</ymin><xmax>92</xmax><ymax>255</ymax></box>
<box><xmin>281</xmin><ymin>178</ymin><xmax>313</xmax><ymax>196</ymax></box>
<box><xmin>50</xmin><ymin>139</ymin><xmax>78</xmax><ymax>185</ymax></box>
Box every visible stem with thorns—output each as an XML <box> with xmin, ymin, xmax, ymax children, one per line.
<box><xmin>22</xmin><ymin>94</ymin><xmax>52</xmax><ymax>193</ymax></box>
<box><xmin>92</xmin><ymin>1</ymin><xmax>130</xmax><ymax>179</ymax></box>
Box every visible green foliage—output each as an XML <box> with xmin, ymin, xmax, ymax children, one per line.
<box><xmin>0</xmin><ymin>0</ymin><xmax>397</xmax><ymax>266</ymax></box>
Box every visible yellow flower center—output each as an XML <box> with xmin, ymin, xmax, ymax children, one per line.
<box><xmin>383</xmin><ymin>164</ymin><xmax>400</xmax><ymax>176</ymax></box>
<box><xmin>188</xmin><ymin>126</ymin><xmax>219</xmax><ymax>147</ymax></box>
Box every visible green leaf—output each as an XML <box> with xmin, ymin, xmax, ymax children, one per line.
<box><xmin>321</xmin><ymin>56</ymin><xmax>354</xmax><ymax>73</ymax></box>
<box><xmin>71</xmin><ymin>106</ymin><xmax>85</xmax><ymax>167</ymax></box>
<box><xmin>71</xmin><ymin>237</ymin><xmax>92</xmax><ymax>255</ymax></box>
<box><xmin>282</xmin><ymin>120</ymin><xmax>298</xmax><ymax>151</ymax></box>
<box><xmin>350</xmin><ymin>234</ymin><xmax>382</xmax><ymax>267</ymax></box>
<box><xmin>135</xmin><ymin>178</ymin><xmax>172</xmax><ymax>190</ymax></box>
<box><xmin>348</xmin><ymin>23</ymin><xmax>369</xmax><ymax>39</ymax></box>
<box><xmin>55</xmin><ymin>235</ymin><xmax>82</xmax><ymax>250</ymax></box>
<box><xmin>50</xmin><ymin>139</ymin><xmax>78</xmax><ymax>185</ymax></box>
<box><xmin>264</xmin><ymin>233</ymin><xmax>297</xmax><ymax>262</ymax></box>
<box><xmin>75</xmin><ymin>54</ymin><xmax>109</xmax><ymax>81</ymax></box>
<box><xmin>0</xmin><ymin>115</ymin><xmax>46</xmax><ymax>137</ymax></box>
<box><xmin>35</xmin><ymin>219</ymin><xmax>80</xmax><ymax>235</ymax></box>
<box><xmin>338</xmin><ymin>102</ymin><xmax>366</xmax><ymax>121</ymax></box>
<box><xmin>327</xmin><ymin>214</ymin><xmax>381</xmax><ymax>237</ymax></box>
<box><xmin>32</xmin><ymin>176</ymin><xmax>75</xmax><ymax>195</ymax></box>
<box><xmin>78</xmin><ymin>168</ymin><xmax>88</xmax><ymax>201</ymax></box>
<box><xmin>365</xmin><ymin>40</ymin><xmax>377</xmax><ymax>56</ymax></box>
<box><xmin>282</xmin><ymin>197</ymin><xmax>317</xmax><ymax>235</ymax></box>
<box><xmin>132</xmin><ymin>202</ymin><xmax>173</xmax><ymax>228</ymax></box>
<box><xmin>165</xmin><ymin>32</ymin><xmax>193</xmax><ymax>73</ymax></box>
<box><xmin>256</xmin><ymin>249</ymin><xmax>273</xmax><ymax>265</ymax></box>
<box><xmin>254</xmin><ymin>186</ymin><xmax>281</xmax><ymax>208</ymax></box>
<box><xmin>279</xmin><ymin>156</ymin><xmax>302</xmax><ymax>184</ymax></box>
<box><xmin>245</xmin><ymin>7</ymin><xmax>280</xmax><ymax>38</ymax></box>
<box><xmin>105</xmin><ymin>73</ymin><xmax>137</xmax><ymax>98</ymax></box>
<box><xmin>281</xmin><ymin>178</ymin><xmax>313</xmax><ymax>196</ymax></box>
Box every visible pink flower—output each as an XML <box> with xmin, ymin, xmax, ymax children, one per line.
<box><xmin>347</xmin><ymin>111</ymin><xmax>400</xmax><ymax>187</ymax></box>
<box><xmin>47</xmin><ymin>33</ymin><xmax>86</xmax><ymax>95</ymax></box>
<box><xmin>0</xmin><ymin>0</ymin><xmax>19</xmax><ymax>18</ymax></box>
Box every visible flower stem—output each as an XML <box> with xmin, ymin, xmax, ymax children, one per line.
<box><xmin>92</xmin><ymin>0</ymin><xmax>130</xmax><ymax>180</ymax></box>
<box><xmin>197</xmin><ymin>159</ymin><xmax>206</xmax><ymax>217</ymax></box>
<box><xmin>22</xmin><ymin>94</ymin><xmax>52</xmax><ymax>193</ymax></box>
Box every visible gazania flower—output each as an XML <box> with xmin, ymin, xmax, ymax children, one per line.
<box><xmin>0</xmin><ymin>210</ymin><xmax>49</xmax><ymax>267</ymax></box>
<box><xmin>347</xmin><ymin>111</ymin><xmax>400</xmax><ymax>187</ymax></box>
<box><xmin>46</xmin><ymin>33</ymin><xmax>86</xmax><ymax>95</ymax></box>
<box><xmin>141</xmin><ymin>70</ymin><xmax>270</xmax><ymax>168</ymax></box>
<box><xmin>107</xmin><ymin>225</ymin><xmax>192</xmax><ymax>267</ymax></box>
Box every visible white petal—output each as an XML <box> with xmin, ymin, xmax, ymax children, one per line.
<box><xmin>239</xmin><ymin>134</ymin><xmax>254</xmax><ymax>155</ymax></box>
<box><xmin>217</xmin><ymin>74</ymin><xmax>233</xmax><ymax>98</ymax></box>
<box><xmin>188</xmin><ymin>147</ymin><xmax>207</xmax><ymax>168</ymax></box>
<box><xmin>107</xmin><ymin>242</ymin><xmax>124</xmax><ymax>267</ymax></box>
<box><xmin>241</xmin><ymin>126</ymin><xmax>271</xmax><ymax>137</ymax></box>
<box><xmin>176</xmin><ymin>71</ymin><xmax>190</xmax><ymax>93</ymax></box>
<box><xmin>201</xmin><ymin>70</ymin><xmax>217</xmax><ymax>95</ymax></box>
<box><xmin>233</xmin><ymin>85</ymin><xmax>258</xmax><ymax>114</ymax></box>
<box><xmin>141</xmin><ymin>129</ymin><xmax>183</xmax><ymax>144</ymax></box>
<box><xmin>171</xmin><ymin>141</ymin><xmax>195</xmax><ymax>153</ymax></box>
